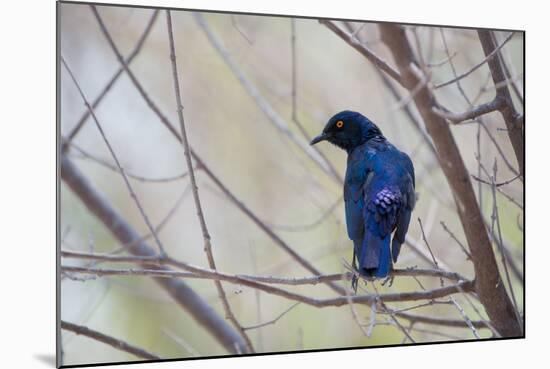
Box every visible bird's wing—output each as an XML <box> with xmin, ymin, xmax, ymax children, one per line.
<box><xmin>365</xmin><ymin>186</ymin><xmax>401</xmax><ymax>238</ymax></box>
<box><xmin>344</xmin><ymin>171</ymin><xmax>370</xmax><ymax>243</ymax></box>
<box><xmin>343</xmin><ymin>146</ymin><xmax>374</xmax><ymax>243</ymax></box>
<box><xmin>401</xmin><ymin>152</ymin><xmax>415</xmax><ymax>188</ymax></box>
<box><xmin>391</xmin><ymin>166</ymin><xmax>416</xmax><ymax>262</ymax></box>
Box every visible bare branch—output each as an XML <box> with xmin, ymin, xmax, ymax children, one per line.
<box><xmin>486</xmin><ymin>160</ymin><xmax>523</xmax><ymax>330</ymax></box>
<box><xmin>62</xmin><ymin>9</ymin><xmax>159</xmax><ymax>153</ymax></box>
<box><xmin>372</xmin><ymin>283</ymin><xmax>416</xmax><ymax>343</ymax></box>
<box><xmin>494</xmin><ymin>32</ymin><xmax>523</xmax><ymax>103</ymax></box>
<box><xmin>343</xmin><ymin>22</ymin><xmax>437</xmax><ymax>158</ymax></box>
<box><xmin>478</xmin><ymin>30</ymin><xmax>524</xmax><ymax>177</ymax></box>
<box><xmin>61</xmin><ymin>185</ymin><xmax>190</xmax><ymax>282</ymax></box>
<box><xmin>61</xmin><ymin>54</ymin><xmax>167</xmax><ymax>256</ymax></box>
<box><xmin>417</xmin><ymin>218</ymin><xmax>442</xmax><ymax>286</ymax></box>
<box><xmin>449</xmin><ymin>297</ymin><xmax>480</xmax><ymax>339</ymax></box>
<box><xmin>394</xmin><ymin>311</ymin><xmax>487</xmax><ymax>329</ymax></box>
<box><xmin>432</xmin><ymin>98</ymin><xmax>504</xmax><ymax>124</ymax></box>
<box><xmin>440</xmin><ymin>221</ymin><xmax>471</xmax><ymax>260</ymax></box>
<box><xmin>65</xmin><ymin>139</ymin><xmax>192</xmax><ymax>183</ymax></box>
<box><xmin>378</xmin><ymin>24</ymin><xmax>522</xmax><ymax>337</ymax></box>
<box><xmin>471</xmin><ymin>173</ymin><xmax>521</xmax><ymax>187</ymax></box>
<box><xmin>404</xmin><ymin>235</ymin><xmax>451</xmax><ymax>272</ymax></box>
<box><xmin>434</xmin><ymin>32</ymin><xmax>515</xmax><ymax>89</ymax></box>
<box><xmin>243</xmin><ymin>303</ymin><xmax>300</xmax><ymax>331</ymax></box>
<box><xmin>60</xmin><ymin>263</ymin><xmax>474</xmax><ymax>307</ymax></box>
<box><xmin>61</xmin><ymin>320</ymin><xmax>161</xmax><ymax>360</ymax></box>
<box><xmin>426</xmin><ymin>51</ymin><xmax>458</xmax><ymax>68</ymax></box>
<box><xmin>230</xmin><ymin>15</ymin><xmax>253</xmax><ymax>45</ymax></box>
<box><xmin>478</xmin><ymin>123</ymin><xmax>520</xmax><ymax>177</ymax></box>
<box><xmin>194</xmin><ymin>13</ymin><xmax>341</xmax><ymax>184</ymax></box>
<box><xmin>320</xmin><ymin>20</ymin><xmax>404</xmax><ymax>86</ymax></box>
<box><xmin>60</xmin><ymin>156</ymin><xmax>248</xmax><ymax>354</ymax></box>
<box><xmin>162</xmin><ymin>329</ymin><xmax>200</xmax><ymax>357</ymax></box>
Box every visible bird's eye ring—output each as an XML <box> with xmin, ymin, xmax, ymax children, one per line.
<box><xmin>336</xmin><ymin>120</ymin><xmax>344</xmax><ymax>128</ymax></box>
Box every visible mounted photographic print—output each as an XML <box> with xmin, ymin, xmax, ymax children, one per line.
<box><xmin>58</xmin><ymin>1</ymin><xmax>525</xmax><ymax>367</ymax></box>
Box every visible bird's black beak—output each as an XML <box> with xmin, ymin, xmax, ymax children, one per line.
<box><xmin>310</xmin><ymin>133</ymin><xmax>328</xmax><ymax>146</ymax></box>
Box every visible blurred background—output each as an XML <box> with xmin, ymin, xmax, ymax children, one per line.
<box><xmin>59</xmin><ymin>2</ymin><xmax>524</xmax><ymax>366</ymax></box>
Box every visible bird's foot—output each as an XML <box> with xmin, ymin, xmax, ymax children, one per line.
<box><xmin>381</xmin><ymin>275</ymin><xmax>394</xmax><ymax>287</ymax></box>
<box><xmin>351</xmin><ymin>274</ymin><xmax>359</xmax><ymax>294</ymax></box>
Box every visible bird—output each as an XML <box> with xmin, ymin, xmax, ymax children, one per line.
<box><xmin>310</xmin><ymin>110</ymin><xmax>415</xmax><ymax>291</ymax></box>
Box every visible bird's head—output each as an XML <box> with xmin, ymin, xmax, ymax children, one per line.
<box><xmin>310</xmin><ymin>110</ymin><xmax>383</xmax><ymax>152</ymax></box>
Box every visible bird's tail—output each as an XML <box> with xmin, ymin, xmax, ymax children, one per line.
<box><xmin>358</xmin><ymin>231</ymin><xmax>392</xmax><ymax>278</ymax></box>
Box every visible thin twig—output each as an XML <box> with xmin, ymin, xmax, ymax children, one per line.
<box><xmin>61</xmin><ymin>156</ymin><xmax>247</xmax><ymax>354</ymax></box>
<box><xmin>61</xmin><ymin>54</ymin><xmax>167</xmax><ymax>256</ymax></box>
<box><xmin>61</xmin><ymin>184</ymin><xmax>190</xmax><ymax>282</ymax></box>
<box><xmin>230</xmin><ymin>15</ymin><xmax>253</xmax><ymax>44</ymax></box>
<box><xmin>343</xmin><ymin>22</ymin><xmax>437</xmax><ymax>159</ymax></box>
<box><xmin>471</xmin><ymin>174</ymin><xmax>520</xmax><ymax>187</ymax></box>
<box><xmin>194</xmin><ymin>13</ymin><xmax>341</xmax><ymax>184</ymax></box>
<box><xmin>494</xmin><ymin>32</ymin><xmax>523</xmax><ymax>103</ymax></box>
<box><xmin>345</xmin><ymin>280</ymin><xmax>372</xmax><ymax>337</ymax></box>
<box><xmin>479</xmin><ymin>123</ymin><xmax>520</xmax><ymax>177</ymax></box>
<box><xmin>426</xmin><ymin>51</ymin><xmax>458</xmax><ymax>68</ymax></box>
<box><xmin>449</xmin><ymin>296</ymin><xmax>480</xmax><ymax>339</ymax></box>
<box><xmin>248</xmin><ymin>243</ymin><xmax>263</xmax><ymax>349</ymax></box>
<box><xmin>162</xmin><ymin>328</ymin><xmax>200</xmax><ymax>357</ymax></box>
<box><xmin>440</xmin><ymin>221</ymin><xmax>471</xmax><ymax>260</ymax></box>
<box><xmin>434</xmin><ymin>32</ymin><xmax>515</xmax><ymax>89</ymax></box>
<box><xmin>288</xmin><ymin>19</ymin><xmax>343</xmax><ymax>184</ymax></box>
<box><xmin>419</xmin><ymin>218</ymin><xmax>478</xmax><ymax>338</ymax></box>
<box><xmin>165</xmin><ymin>10</ymin><xmax>254</xmax><ymax>354</ymax></box>
<box><xmin>366</xmin><ymin>300</ymin><xmax>377</xmax><ymax>337</ymax></box>
<box><xmin>320</xmin><ymin>20</ymin><xmax>404</xmax><ymax>86</ymax></box>
<box><xmin>487</xmin><ymin>160</ymin><xmax>523</xmax><ymax>331</ymax></box>
<box><xmin>394</xmin><ymin>311</ymin><xmax>487</xmax><ymax>329</ymax></box>
<box><xmin>62</xmin><ymin>9</ymin><xmax>159</xmax><ymax>153</ymax></box>
<box><xmin>373</xmin><ymin>284</ymin><xmax>416</xmax><ymax>343</ymax></box>
<box><xmin>442</xmin><ymin>33</ymin><xmax>487</xmax><ymax>217</ymax></box>
<box><xmin>65</xmin><ymin>139</ymin><xmax>192</xmax><ymax>183</ymax></box>
<box><xmin>61</xmin><ymin>251</ymin><xmax>467</xmax><ymax>284</ymax></box>
<box><xmin>243</xmin><ymin>302</ymin><xmax>300</xmax><ymax>331</ymax></box>
<box><xmin>478</xmin><ymin>30</ymin><xmax>523</xmax><ymax>177</ymax></box>
<box><xmin>404</xmin><ymin>235</ymin><xmax>451</xmax><ymax>271</ymax></box>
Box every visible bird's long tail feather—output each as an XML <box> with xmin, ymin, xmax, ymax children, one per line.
<box><xmin>359</xmin><ymin>231</ymin><xmax>391</xmax><ymax>278</ymax></box>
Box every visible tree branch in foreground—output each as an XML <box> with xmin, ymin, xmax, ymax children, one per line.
<box><xmin>61</xmin><ymin>320</ymin><xmax>161</xmax><ymax>360</ymax></box>
<box><xmin>62</xmin><ymin>248</ymin><xmax>475</xmax><ymax>310</ymax></box>
<box><xmin>61</xmin><ymin>250</ymin><xmax>468</xmax><ymax>284</ymax></box>
<box><xmin>61</xmin><ymin>156</ymin><xmax>248</xmax><ymax>354</ymax></box>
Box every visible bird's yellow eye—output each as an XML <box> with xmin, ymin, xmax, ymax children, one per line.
<box><xmin>336</xmin><ymin>120</ymin><xmax>344</xmax><ymax>128</ymax></box>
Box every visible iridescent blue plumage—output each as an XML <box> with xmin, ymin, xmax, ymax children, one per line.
<box><xmin>311</xmin><ymin>110</ymin><xmax>415</xmax><ymax>288</ymax></box>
